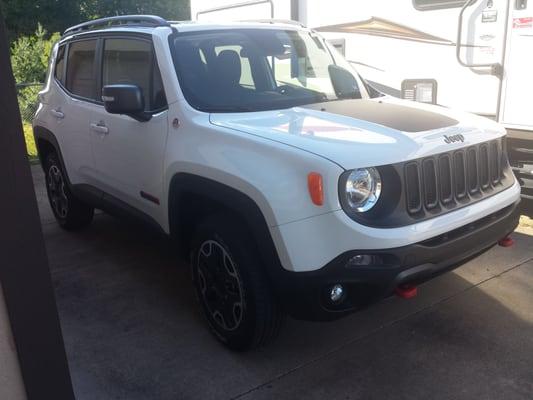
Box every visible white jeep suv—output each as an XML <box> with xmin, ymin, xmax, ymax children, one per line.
<box><xmin>34</xmin><ymin>15</ymin><xmax>521</xmax><ymax>350</ymax></box>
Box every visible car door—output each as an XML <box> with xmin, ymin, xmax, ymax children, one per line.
<box><xmin>51</xmin><ymin>39</ymin><xmax>99</xmax><ymax>185</ymax></box>
<box><xmin>90</xmin><ymin>36</ymin><xmax>169</xmax><ymax>216</ymax></box>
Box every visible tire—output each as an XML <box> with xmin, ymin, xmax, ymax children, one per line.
<box><xmin>44</xmin><ymin>153</ymin><xmax>94</xmax><ymax>230</ymax></box>
<box><xmin>191</xmin><ymin>214</ymin><xmax>283</xmax><ymax>351</ymax></box>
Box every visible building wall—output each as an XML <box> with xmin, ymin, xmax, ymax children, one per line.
<box><xmin>0</xmin><ymin>285</ymin><xmax>27</xmax><ymax>400</ymax></box>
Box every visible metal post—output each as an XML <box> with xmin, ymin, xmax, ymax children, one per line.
<box><xmin>0</xmin><ymin>9</ymin><xmax>75</xmax><ymax>400</ymax></box>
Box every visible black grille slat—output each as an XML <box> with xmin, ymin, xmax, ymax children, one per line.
<box><xmin>490</xmin><ymin>140</ymin><xmax>501</xmax><ymax>185</ymax></box>
<box><xmin>479</xmin><ymin>144</ymin><xmax>490</xmax><ymax>190</ymax></box>
<box><xmin>438</xmin><ymin>155</ymin><xmax>453</xmax><ymax>204</ymax></box>
<box><xmin>405</xmin><ymin>139</ymin><xmax>507</xmax><ymax>215</ymax></box>
<box><xmin>454</xmin><ymin>151</ymin><xmax>467</xmax><ymax>200</ymax></box>
<box><xmin>466</xmin><ymin>147</ymin><xmax>479</xmax><ymax>194</ymax></box>
<box><xmin>422</xmin><ymin>158</ymin><xmax>438</xmax><ymax>209</ymax></box>
<box><xmin>405</xmin><ymin>162</ymin><xmax>422</xmax><ymax>214</ymax></box>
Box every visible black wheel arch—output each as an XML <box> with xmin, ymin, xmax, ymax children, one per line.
<box><xmin>168</xmin><ymin>173</ymin><xmax>283</xmax><ymax>273</ymax></box>
<box><xmin>33</xmin><ymin>126</ymin><xmax>71</xmax><ymax>184</ymax></box>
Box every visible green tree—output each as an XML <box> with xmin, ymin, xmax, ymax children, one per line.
<box><xmin>0</xmin><ymin>0</ymin><xmax>82</xmax><ymax>41</ymax></box>
<box><xmin>80</xmin><ymin>0</ymin><xmax>190</xmax><ymax>21</ymax></box>
<box><xmin>11</xmin><ymin>24</ymin><xmax>60</xmax><ymax>121</ymax></box>
<box><xmin>0</xmin><ymin>0</ymin><xmax>190</xmax><ymax>41</ymax></box>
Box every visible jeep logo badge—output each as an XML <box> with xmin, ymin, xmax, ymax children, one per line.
<box><xmin>443</xmin><ymin>134</ymin><xmax>465</xmax><ymax>144</ymax></box>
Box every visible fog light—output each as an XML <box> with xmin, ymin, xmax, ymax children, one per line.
<box><xmin>348</xmin><ymin>254</ymin><xmax>373</xmax><ymax>266</ymax></box>
<box><xmin>347</xmin><ymin>254</ymin><xmax>382</xmax><ymax>267</ymax></box>
<box><xmin>330</xmin><ymin>284</ymin><xmax>345</xmax><ymax>303</ymax></box>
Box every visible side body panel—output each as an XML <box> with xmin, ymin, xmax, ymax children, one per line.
<box><xmin>34</xmin><ymin>43</ymin><xmax>96</xmax><ymax>185</ymax></box>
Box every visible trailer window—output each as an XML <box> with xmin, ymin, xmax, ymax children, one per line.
<box><xmin>413</xmin><ymin>0</ymin><xmax>467</xmax><ymax>10</ymax></box>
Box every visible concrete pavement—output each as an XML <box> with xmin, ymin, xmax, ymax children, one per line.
<box><xmin>33</xmin><ymin>166</ymin><xmax>533</xmax><ymax>400</ymax></box>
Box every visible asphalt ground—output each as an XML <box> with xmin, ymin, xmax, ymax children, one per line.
<box><xmin>33</xmin><ymin>166</ymin><xmax>533</xmax><ymax>400</ymax></box>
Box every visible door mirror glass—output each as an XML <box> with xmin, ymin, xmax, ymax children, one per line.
<box><xmin>328</xmin><ymin>65</ymin><xmax>360</xmax><ymax>99</ymax></box>
<box><xmin>102</xmin><ymin>85</ymin><xmax>150</xmax><ymax>122</ymax></box>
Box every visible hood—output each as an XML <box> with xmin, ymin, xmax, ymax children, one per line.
<box><xmin>210</xmin><ymin>96</ymin><xmax>506</xmax><ymax>169</ymax></box>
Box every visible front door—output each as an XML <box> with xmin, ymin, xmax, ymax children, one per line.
<box><xmin>90</xmin><ymin>37</ymin><xmax>169</xmax><ymax>216</ymax></box>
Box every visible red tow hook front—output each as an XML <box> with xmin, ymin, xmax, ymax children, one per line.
<box><xmin>498</xmin><ymin>236</ymin><xmax>515</xmax><ymax>247</ymax></box>
<box><xmin>395</xmin><ymin>284</ymin><xmax>418</xmax><ymax>299</ymax></box>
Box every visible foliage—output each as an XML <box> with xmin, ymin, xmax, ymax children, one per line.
<box><xmin>23</xmin><ymin>122</ymin><xmax>38</xmax><ymax>162</ymax></box>
<box><xmin>1</xmin><ymin>0</ymin><xmax>190</xmax><ymax>41</ymax></box>
<box><xmin>11</xmin><ymin>24</ymin><xmax>59</xmax><ymax>83</ymax></box>
<box><xmin>1</xmin><ymin>0</ymin><xmax>81</xmax><ymax>41</ymax></box>
<box><xmin>11</xmin><ymin>24</ymin><xmax>59</xmax><ymax>121</ymax></box>
<box><xmin>80</xmin><ymin>0</ymin><xmax>190</xmax><ymax>21</ymax></box>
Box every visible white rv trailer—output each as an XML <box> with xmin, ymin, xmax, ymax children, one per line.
<box><xmin>191</xmin><ymin>0</ymin><xmax>533</xmax><ymax>200</ymax></box>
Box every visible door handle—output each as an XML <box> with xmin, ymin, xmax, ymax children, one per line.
<box><xmin>90</xmin><ymin>122</ymin><xmax>109</xmax><ymax>135</ymax></box>
<box><xmin>50</xmin><ymin>109</ymin><xmax>65</xmax><ymax>119</ymax></box>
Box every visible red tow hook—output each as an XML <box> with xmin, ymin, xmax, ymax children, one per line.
<box><xmin>395</xmin><ymin>284</ymin><xmax>418</xmax><ymax>299</ymax></box>
<box><xmin>498</xmin><ymin>236</ymin><xmax>515</xmax><ymax>248</ymax></box>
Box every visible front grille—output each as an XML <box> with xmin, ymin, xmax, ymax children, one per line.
<box><xmin>405</xmin><ymin>139</ymin><xmax>506</xmax><ymax>215</ymax></box>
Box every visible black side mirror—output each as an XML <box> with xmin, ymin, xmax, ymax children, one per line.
<box><xmin>328</xmin><ymin>65</ymin><xmax>361</xmax><ymax>100</ymax></box>
<box><xmin>102</xmin><ymin>84</ymin><xmax>151</xmax><ymax>122</ymax></box>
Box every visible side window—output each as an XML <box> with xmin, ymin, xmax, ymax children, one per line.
<box><xmin>413</xmin><ymin>0</ymin><xmax>467</xmax><ymax>10</ymax></box>
<box><xmin>66</xmin><ymin>40</ymin><xmax>97</xmax><ymax>100</ymax></box>
<box><xmin>102</xmin><ymin>38</ymin><xmax>167</xmax><ymax>112</ymax></box>
<box><xmin>54</xmin><ymin>45</ymin><xmax>66</xmax><ymax>85</ymax></box>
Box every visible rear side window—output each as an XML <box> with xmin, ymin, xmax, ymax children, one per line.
<box><xmin>413</xmin><ymin>0</ymin><xmax>467</xmax><ymax>10</ymax></box>
<box><xmin>54</xmin><ymin>45</ymin><xmax>66</xmax><ymax>85</ymax></box>
<box><xmin>66</xmin><ymin>40</ymin><xmax>97</xmax><ymax>100</ymax></box>
<box><xmin>102</xmin><ymin>38</ymin><xmax>167</xmax><ymax>112</ymax></box>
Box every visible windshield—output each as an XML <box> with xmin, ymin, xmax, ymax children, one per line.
<box><xmin>171</xmin><ymin>29</ymin><xmax>367</xmax><ymax>112</ymax></box>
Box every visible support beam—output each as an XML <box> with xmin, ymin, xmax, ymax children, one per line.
<box><xmin>0</xmin><ymin>9</ymin><xmax>75</xmax><ymax>400</ymax></box>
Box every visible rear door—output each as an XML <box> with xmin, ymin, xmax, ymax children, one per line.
<box><xmin>89</xmin><ymin>36</ymin><xmax>169</xmax><ymax>216</ymax></box>
<box><xmin>52</xmin><ymin>39</ymin><xmax>99</xmax><ymax>184</ymax></box>
<box><xmin>498</xmin><ymin>0</ymin><xmax>533</xmax><ymax>130</ymax></box>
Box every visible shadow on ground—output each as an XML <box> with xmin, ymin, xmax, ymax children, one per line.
<box><xmin>34</xmin><ymin>166</ymin><xmax>533</xmax><ymax>400</ymax></box>
<box><xmin>41</xmin><ymin>212</ymin><xmax>533</xmax><ymax>400</ymax></box>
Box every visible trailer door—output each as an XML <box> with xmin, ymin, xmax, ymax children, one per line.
<box><xmin>499</xmin><ymin>1</ymin><xmax>533</xmax><ymax>130</ymax></box>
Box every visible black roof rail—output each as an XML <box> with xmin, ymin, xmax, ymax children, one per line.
<box><xmin>63</xmin><ymin>15</ymin><xmax>170</xmax><ymax>37</ymax></box>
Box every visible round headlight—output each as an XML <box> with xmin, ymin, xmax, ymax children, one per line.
<box><xmin>344</xmin><ymin>168</ymin><xmax>382</xmax><ymax>212</ymax></box>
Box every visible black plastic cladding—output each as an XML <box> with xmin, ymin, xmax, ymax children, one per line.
<box><xmin>341</xmin><ymin>138</ymin><xmax>515</xmax><ymax>228</ymax></box>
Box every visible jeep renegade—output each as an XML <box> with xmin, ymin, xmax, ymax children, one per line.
<box><xmin>33</xmin><ymin>16</ymin><xmax>521</xmax><ymax>350</ymax></box>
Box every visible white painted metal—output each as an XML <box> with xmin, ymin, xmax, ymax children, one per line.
<box><xmin>499</xmin><ymin>2</ymin><xmax>533</xmax><ymax>130</ymax></box>
<box><xmin>35</xmin><ymin>21</ymin><xmax>520</xmax><ymax>274</ymax></box>
<box><xmin>191</xmin><ymin>0</ymin><xmax>533</xmax><ymax>132</ymax></box>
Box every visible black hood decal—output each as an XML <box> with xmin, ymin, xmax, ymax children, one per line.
<box><xmin>303</xmin><ymin>99</ymin><xmax>458</xmax><ymax>133</ymax></box>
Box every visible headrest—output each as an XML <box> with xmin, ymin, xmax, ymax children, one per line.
<box><xmin>214</xmin><ymin>50</ymin><xmax>241</xmax><ymax>86</ymax></box>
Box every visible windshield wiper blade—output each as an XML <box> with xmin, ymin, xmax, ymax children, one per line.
<box><xmin>198</xmin><ymin>105</ymin><xmax>254</xmax><ymax>113</ymax></box>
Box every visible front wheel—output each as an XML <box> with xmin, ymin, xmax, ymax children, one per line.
<box><xmin>191</xmin><ymin>215</ymin><xmax>283</xmax><ymax>351</ymax></box>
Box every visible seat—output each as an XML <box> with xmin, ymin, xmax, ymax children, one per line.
<box><xmin>211</xmin><ymin>50</ymin><xmax>245</xmax><ymax>96</ymax></box>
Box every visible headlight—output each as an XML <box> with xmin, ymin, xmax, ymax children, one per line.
<box><xmin>342</xmin><ymin>168</ymin><xmax>382</xmax><ymax>212</ymax></box>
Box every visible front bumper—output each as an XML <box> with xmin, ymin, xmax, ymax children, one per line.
<box><xmin>270</xmin><ymin>200</ymin><xmax>520</xmax><ymax>321</ymax></box>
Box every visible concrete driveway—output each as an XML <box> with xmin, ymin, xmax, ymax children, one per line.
<box><xmin>33</xmin><ymin>166</ymin><xmax>533</xmax><ymax>400</ymax></box>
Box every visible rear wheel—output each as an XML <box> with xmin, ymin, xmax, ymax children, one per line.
<box><xmin>191</xmin><ymin>214</ymin><xmax>283</xmax><ymax>351</ymax></box>
<box><xmin>44</xmin><ymin>153</ymin><xmax>94</xmax><ymax>230</ymax></box>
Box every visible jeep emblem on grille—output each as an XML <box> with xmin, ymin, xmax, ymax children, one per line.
<box><xmin>443</xmin><ymin>134</ymin><xmax>465</xmax><ymax>144</ymax></box>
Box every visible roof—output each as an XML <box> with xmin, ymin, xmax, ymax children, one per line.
<box><xmin>61</xmin><ymin>15</ymin><xmax>308</xmax><ymax>40</ymax></box>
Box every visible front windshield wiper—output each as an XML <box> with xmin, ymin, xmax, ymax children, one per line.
<box><xmin>277</xmin><ymin>81</ymin><xmax>328</xmax><ymax>100</ymax></box>
<box><xmin>197</xmin><ymin>105</ymin><xmax>255</xmax><ymax>113</ymax></box>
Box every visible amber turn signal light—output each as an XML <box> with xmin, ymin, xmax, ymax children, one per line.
<box><xmin>308</xmin><ymin>172</ymin><xmax>324</xmax><ymax>206</ymax></box>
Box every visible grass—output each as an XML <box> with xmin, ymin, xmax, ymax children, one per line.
<box><xmin>23</xmin><ymin>122</ymin><xmax>39</xmax><ymax>163</ymax></box>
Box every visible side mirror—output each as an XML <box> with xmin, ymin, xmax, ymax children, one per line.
<box><xmin>328</xmin><ymin>65</ymin><xmax>360</xmax><ymax>100</ymax></box>
<box><xmin>102</xmin><ymin>84</ymin><xmax>151</xmax><ymax>122</ymax></box>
